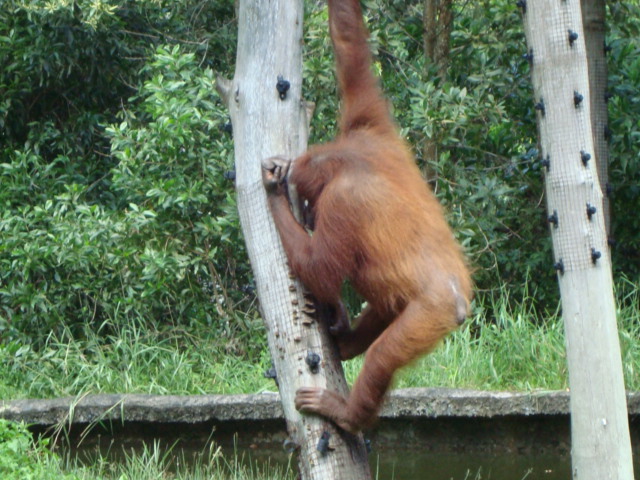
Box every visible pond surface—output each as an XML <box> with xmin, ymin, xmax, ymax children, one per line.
<box><xmin>69</xmin><ymin>443</ymin><xmax>570</xmax><ymax>480</ymax></box>
<box><xmin>51</xmin><ymin>416</ymin><xmax>583</xmax><ymax>480</ymax></box>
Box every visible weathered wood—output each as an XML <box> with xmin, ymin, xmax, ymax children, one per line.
<box><xmin>521</xmin><ymin>1</ymin><xmax>633</xmax><ymax>478</ymax></box>
<box><xmin>216</xmin><ymin>0</ymin><xmax>371</xmax><ymax>478</ymax></box>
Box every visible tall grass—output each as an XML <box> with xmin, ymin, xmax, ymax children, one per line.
<box><xmin>0</xmin><ymin>318</ymin><xmax>276</xmax><ymax>399</ymax></box>
<box><xmin>347</xmin><ymin>280</ymin><xmax>640</xmax><ymax>392</ymax></box>
<box><xmin>0</xmin><ymin>418</ymin><xmax>295</xmax><ymax>480</ymax></box>
<box><xmin>1</xmin><ymin>280</ymin><xmax>638</xmax><ymax>400</ymax></box>
<box><xmin>63</xmin><ymin>441</ymin><xmax>296</xmax><ymax>480</ymax></box>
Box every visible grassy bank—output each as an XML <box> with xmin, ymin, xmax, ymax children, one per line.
<box><xmin>2</xmin><ymin>281</ymin><xmax>639</xmax><ymax>400</ymax></box>
<box><xmin>2</xmin><ymin>282</ymin><xmax>637</xmax><ymax>479</ymax></box>
<box><xmin>0</xmin><ymin>419</ymin><xmax>295</xmax><ymax>480</ymax></box>
<box><xmin>0</xmin><ymin>418</ymin><xmax>536</xmax><ymax>480</ymax></box>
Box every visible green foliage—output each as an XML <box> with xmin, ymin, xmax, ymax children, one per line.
<box><xmin>63</xmin><ymin>442</ymin><xmax>295</xmax><ymax>480</ymax></box>
<box><xmin>2</xmin><ymin>280</ymin><xmax>639</xmax><ymax>399</ymax></box>
<box><xmin>0</xmin><ymin>419</ymin><xmax>80</xmax><ymax>479</ymax></box>
<box><xmin>0</xmin><ymin>419</ymin><xmax>293</xmax><ymax>480</ymax></box>
<box><xmin>607</xmin><ymin>3</ymin><xmax>640</xmax><ymax>279</ymax></box>
<box><xmin>1</xmin><ymin>0</ymin><xmax>639</xmax><ymax>351</ymax></box>
<box><xmin>1</xmin><ymin>46</ymin><xmax>250</xmax><ymax>344</ymax></box>
<box><xmin>0</xmin><ymin>318</ymin><xmax>273</xmax><ymax>398</ymax></box>
<box><xmin>0</xmin><ymin>1</ymin><xmax>245</xmax><ymax>344</ymax></box>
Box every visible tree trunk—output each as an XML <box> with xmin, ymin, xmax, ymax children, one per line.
<box><xmin>422</xmin><ymin>0</ymin><xmax>453</xmax><ymax>177</ymax></box>
<box><xmin>423</xmin><ymin>0</ymin><xmax>453</xmax><ymax>77</ymax></box>
<box><xmin>216</xmin><ymin>0</ymin><xmax>371</xmax><ymax>478</ymax></box>
<box><xmin>521</xmin><ymin>2</ymin><xmax>634</xmax><ymax>479</ymax></box>
<box><xmin>581</xmin><ymin>0</ymin><xmax>611</xmax><ymax>237</ymax></box>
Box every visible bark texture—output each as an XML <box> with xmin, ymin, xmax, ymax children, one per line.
<box><xmin>521</xmin><ymin>1</ymin><xmax>633</xmax><ymax>479</ymax></box>
<box><xmin>422</xmin><ymin>0</ymin><xmax>453</xmax><ymax>175</ymax></box>
<box><xmin>216</xmin><ymin>1</ymin><xmax>371</xmax><ymax>478</ymax></box>
<box><xmin>423</xmin><ymin>0</ymin><xmax>453</xmax><ymax>77</ymax></box>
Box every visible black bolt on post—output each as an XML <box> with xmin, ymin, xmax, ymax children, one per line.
<box><xmin>541</xmin><ymin>154</ymin><xmax>551</xmax><ymax>171</ymax></box>
<box><xmin>591</xmin><ymin>248</ymin><xmax>602</xmax><ymax>264</ymax></box>
<box><xmin>516</xmin><ymin>0</ymin><xmax>526</xmax><ymax>14</ymax></box>
<box><xmin>574</xmin><ymin>91</ymin><xmax>583</xmax><ymax>107</ymax></box>
<box><xmin>568</xmin><ymin>29</ymin><xmax>579</xmax><ymax>46</ymax></box>
<box><xmin>305</xmin><ymin>351</ymin><xmax>321</xmax><ymax>374</ymax></box>
<box><xmin>586</xmin><ymin>203</ymin><xmax>597</xmax><ymax>220</ymax></box>
<box><xmin>554</xmin><ymin>259</ymin><xmax>565</xmax><ymax>275</ymax></box>
<box><xmin>581</xmin><ymin>150</ymin><xmax>591</xmax><ymax>166</ymax></box>
<box><xmin>548</xmin><ymin>210</ymin><xmax>559</xmax><ymax>228</ymax></box>
<box><xmin>264</xmin><ymin>362</ymin><xmax>278</xmax><ymax>386</ymax></box>
<box><xmin>221</xmin><ymin>120</ymin><xmax>233</xmax><ymax>135</ymax></box>
<box><xmin>276</xmin><ymin>75</ymin><xmax>291</xmax><ymax>100</ymax></box>
<box><xmin>535</xmin><ymin>98</ymin><xmax>545</xmax><ymax>115</ymax></box>
<box><xmin>523</xmin><ymin>49</ymin><xmax>534</xmax><ymax>64</ymax></box>
<box><xmin>317</xmin><ymin>431</ymin><xmax>331</xmax><ymax>456</ymax></box>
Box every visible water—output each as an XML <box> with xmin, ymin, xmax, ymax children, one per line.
<box><xmin>53</xmin><ymin>417</ymin><xmax>577</xmax><ymax>480</ymax></box>
<box><xmin>66</xmin><ymin>438</ymin><xmax>570</xmax><ymax>480</ymax></box>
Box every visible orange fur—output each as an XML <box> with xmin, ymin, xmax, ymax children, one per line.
<box><xmin>261</xmin><ymin>0</ymin><xmax>472</xmax><ymax>433</ymax></box>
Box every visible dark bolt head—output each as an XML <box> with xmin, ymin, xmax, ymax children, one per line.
<box><xmin>523</xmin><ymin>49</ymin><xmax>534</xmax><ymax>64</ymax></box>
<box><xmin>305</xmin><ymin>351</ymin><xmax>321</xmax><ymax>373</ymax></box>
<box><xmin>541</xmin><ymin>155</ymin><xmax>551</xmax><ymax>171</ymax></box>
<box><xmin>591</xmin><ymin>248</ymin><xmax>602</xmax><ymax>264</ymax></box>
<box><xmin>568</xmin><ymin>30</ymin><xmax>579</xmax><ymax>46</ymax></box>
<box><xmin>586</xmin><ymin>203</ymin><xmax>597</xmax><ymax>220</ymax></box>
<box><xmin>276</xmin><ymin>75</ymin><xmax>291</xmax><ymax>100</ymax></box>
<box><xmin>554</xmin><ymin>259</ymin><xmax>565</xmax><ymax>275</ymax></box>
<box><xmin>534</xmin><ymin>99</ymin><xmax>545</xmax><ymax>115</ymax></box>
<box><xmin>574</xmin><ymin>91</ymin><xmax>584</xmax><ymax>107</ymax></box>
<box><xmin>264</xmin><ymin>365</ymin><xmax>277</xmax><ymax>380</ymax></box>
<box><xmin>548</xmin><ymin>210</ymin><xmax>559</xmax><ymax>227</ymax></box>
<box><xmin>317</xmin><ymin>431</ymin><xmax>331</xmax><ymax>455</ymax></box>
<box><xmin>221</xmin><ymin>121</ymin><xmax>233</xmax><ymax>135</ymax></box>
<box><xmin>580</xmin><ymin>150</ymin><xmax>591</xmax><ymax>166</ymax></box>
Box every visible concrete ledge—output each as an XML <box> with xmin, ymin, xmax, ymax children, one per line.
<box><xmin>1</xmin><ymin>388</ymin><xmax>639</xmax><ymax>427</ymax></box>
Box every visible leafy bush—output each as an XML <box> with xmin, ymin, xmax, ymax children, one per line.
<box><xmin>0</xmin><ymin>419</ymin><xmax>79</xmax><ymax>479</ymax></box>
<box><xmin>1</xmin><ymin>0</ymin><xmax>639</xmax><ymax>348</ymax></box>
<box><xmin>0</xmin><ymin>45</ymin><xmax>252</xmax><ymax>344</ymax></box>
<box><xmin>608</xmin><ymin>2</ymin><xmax>640</xmax><ymax>279</ymax></box>
<box><xmin>0</xmin><ymin>2</ymin><xmax>246</xmax><ymax>344</ymax></box>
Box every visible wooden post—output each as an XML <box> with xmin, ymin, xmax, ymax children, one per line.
<box><xmin>216</xmin><ymin>0</ymin><xmax>371</xmax><ymax>478</ymax></box>
<box><xmin>520</xmin><ymin>1</ymin><xmax>634</xmax><ymax>478</ymax></box>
